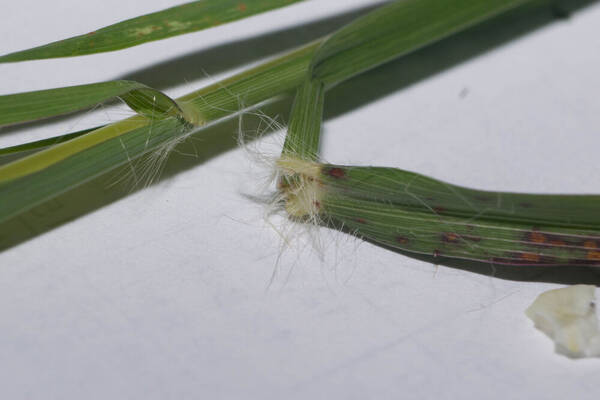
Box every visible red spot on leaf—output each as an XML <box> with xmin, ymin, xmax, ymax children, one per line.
<box><xmin>587</xmin><ymin>251</ymin><xmax>600</xmax><ymax>261</ymax></box>
<box><xmin>521</xmin><ymin>252</ymin><xmax>540</xmax><ymax>262</ymax></box>
<box><xmin>396</xmin><ymin>236</ymin><xmax>409</xmax><ymax>244</ymax></box>
<box><xmin>238</xmin><ymin>3</ymin><xmax>247</xmax><ymax>11</ymax></box>
<box><xmin>327</xmin><ymin>167</ymin><xmax>346</xmax><ymax>179</ymax></box>
<box><xmin>529</xmin><ymin>231</ymin><xmax>547</xmax><ymax>244</ymax></box>
<box><xmin>442</xmin><ymin>232</ymin><xmax>460</xmax><ymax>243</ymax></box>
<box><xmin>549</xmin><ymin>240</ymin><xmax>566</xmax><ymax>247</ymax></box>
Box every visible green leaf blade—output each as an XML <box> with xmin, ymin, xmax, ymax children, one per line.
<box><xmin>319</xmin><ymin>165</ymin><xmax>600</xmax><ymax>230</ymax></box>
<box><xmin>282</xmin><ymin>78</ymin><xmax>325</xmax><ymax>161</ymax></box>
<box><xmin>0</xmin><ymin>80</ymin><xmax>189</xmax><ymax>128</ymax></box>
<box><xmin>320</xmin><ymin>164</ymin><xmax>600</xmax><ymax>267</ymax></box>
<box><xmin>0</xmin><ymin>40</ymin><xmax>319</xmax><ymax>221</ymax></box>
<box><xmin>0</xmin><ymin>127</ymin><xmax>101</xmax><ymax>158</ymax></box>
<box><xmin>326</xmin><ymin>196</ymin><xmax>600</xmax><ymax>267</ymax></box>
<box><xmin>311</xmin><ymin>0</ymin><xmax>541</xmax><ymax>87</ymax></box>
<box><xmin>0</xmin><ymin>117</ymin><xmax>188</xmax><ymax>223</ymax></box>
<box><xmin>0</xmin><ymin>0</ymin><xmax>304</xmax><ymax>63</ymax></box>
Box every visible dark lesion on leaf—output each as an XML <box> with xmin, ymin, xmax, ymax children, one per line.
<box><xmin>441</xmin><ymin>232</ymin><xmax>482</xmax><ymax>244</ymax></box>
<box><xmin>325</xmin><ymin>167</ymin><xmax>346</xmax><ymax>179</ymax></box>
<box><xmin>524</xmin><ymin>231</ymin><xmax>600</xmax><ymax>250</ymax></box>
<box><xmin>396</xmin><ymin>236</ymin><xmax>410</xmax><ymax>245</ymax></box>
<box><xmin>441</xmin><ymin>232</ymin><xmax>460</xmax><ymax>243</ymax></box>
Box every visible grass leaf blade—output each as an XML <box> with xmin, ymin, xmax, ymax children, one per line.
<box><xmin>0</xmin><ymin>0</ymin><xmax>304</xmax><ymax>63</ymax></box>
<box><xmin>0</xmin><ymin>127</ymin><xmax>102</xmax><ymax>159</ymax></box>
<box><xmin>312</xmin><ymin>0</ymin><xmax>541</xmax><ymax>87</ymax></box>
<box><xmin>0</xmin><ymin>41</ymin><xmax>319</xmax><ymax>222</ymax></box>
<box><xmin>282</xmin><ymin>78</ymin><xmax>325</xmax><ymax>160</ymax></box>
<box><xmin>319</xmin><ymin>165</ymin><xmax>600</xmax><ymax>229</ymax></box>
<box><xmin>319</xmin><ymin>164</ymin><xmax>600</xmax><ymax>267</ymax></box>
<box><xmin>0</xmin><ymin>117</ymin><xmax>188</xmax><ymax>222</ymax></box>
<box><xmin>0</xmin><ymin>80</ymin><xmax>185</xmax><ymax>128</ymax></box>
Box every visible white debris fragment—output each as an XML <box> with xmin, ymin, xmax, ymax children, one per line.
<box><xmin>526</xmin><ymin>284</ymin><xmax>600</xmax><ymax>358</ymax></box>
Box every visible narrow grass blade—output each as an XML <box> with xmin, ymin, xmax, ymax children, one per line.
<box><xmin>0</xmin><ymin>81</ymin><xmax>184</xmax><ymax>128</ymax></box>
<box><xmin>0</xmin><ymin>0</ymin><xmax>305</xmax><ymax>63</ymax></box>
<box><xmin>0</xmin><ymin>127</ymin><xmax>101</xmax><ymax>157</ymax></box>
<box><xmin>318</xmin><ymin>165</ymin><xmax>600</xmax><ymax>229</ymax></box>
<box><xmin>281</xmin><ymin>78</ymin><xmax>325</xmax><ymax>160</ymax></box>
<box><xmin>274</xmin><ymin>0</ymin><xmax>588</xmax><ymax>268</ymax></box>
<box><xmin>0</xmin><ymin>116</ymin><xmax>188</xmax><ymax>222</ymax></box>
<box><xmin>0</xmin><ymin>41</ymin><xmax>320</xmax><ymax>222</ymax></box>
<box><xmin>0</xmin><ymin>0</ymin><xmax>556</xmax><ymax>223</ymax></box>
<box><xmin>280</xmin><ymin>0</ymin><xmax>543</xmax><ymax>161</ymax></box>
<box><xmin>325</xmin><ymin>196</ymin><xmax>600</xmax><ymax>267</ymax></box>
<box><xmin>311</xmin><ymin>0</ymin><xmax>542</xmax><ymax>87</ymax></box>
<box><xmin>284</xmin><ymin>161</ymin><xmax>600</xmax><ymax>267</ymax></box>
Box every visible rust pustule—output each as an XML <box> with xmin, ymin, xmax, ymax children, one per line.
<box><xmin>549</xmin><ymin>240</ymin><xmax>567</xmax><ymax>247</ymax></box>
<box><xmin>396</xmin><ymin>236</ymin><xmax>409</xmax><ymax>244</ymax></box>
<box><xmin>525</xmin><ymin>232</ymin><xmax>600</xmax><ymax>250</ymax></box>
<box><xmin>326</xmin><ymin>167</ymin><xmax>346</xmax><ymax>179</ymax></box>
<box><xmin>441</xmin><ymin>232</ymin><xmax>460</xmax><ymax>243</ymax></box>
<box><xmin>521</xmin><ymin>252</ymin><xmax>540</xmax><ymax>262</ymax></box>
<box><xmin>587</xmin><ymin>251</ymin><xmax>600</xmax><ymax>261</ymax></box>
<box><xmin>355</xmin><ymin>218</ymin><xmax>367</xmax><ymax>224</ymax></box>
<box><xmin>528</xmin><ymin>231</ymin><xmax>547</xmax><ymax>244</ymax></box>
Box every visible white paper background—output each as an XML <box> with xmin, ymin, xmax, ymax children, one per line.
<box><xmin>1</xmin><ymin>1</ymin><xmax>600</xmax><ymax>399</ymax></box>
